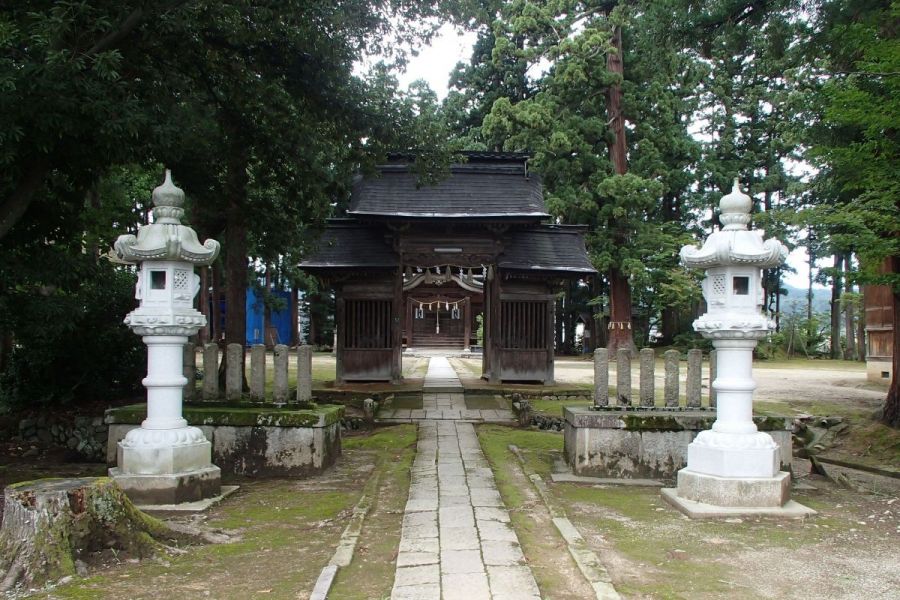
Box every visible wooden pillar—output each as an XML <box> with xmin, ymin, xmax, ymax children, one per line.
<box><xmin>463</xmin><ymin>297</ymin><xmax>472</xmax><ymax>351</ymax></box>
<box><xmin>545</xmin><ymin>296</ymin><xmax>555</xmax><ymax>385</ymax></box>
<box><xmin>406</xmin><ymin>296</ymin><xmax>413</xmax><ymax>348</ymax></box>
<box><xmin>488</xmin><ymin>269</ymin><xmax>501</xmax><ymax>384</ymax></box>
<box><xmin>391</xmin><ymin>267</ymin><xmax>403</xmax><ymax>383</ymax></box>
<box><xmin>335</xmin><ymin>289</ymin><xmax>345</xmax><ymax>384</ymax></box>
<box><xmin>481</xmin><ymin>281</ymin><xmax>492</xmax><ymax>379</ymax></box>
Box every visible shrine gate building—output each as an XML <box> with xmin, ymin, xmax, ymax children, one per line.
<box><xmin>300</xmin><ymin>152</ymin><xmax>596</xmax><ymax>384</ymax></box>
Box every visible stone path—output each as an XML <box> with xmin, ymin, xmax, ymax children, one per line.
<box><xmin>379</xmin><ymin>357</ymin><xmax>515</xmax><ymax>423</ymax></box>
<box><xmin>390</xmin><ymin>357</ymin><xmax>541</xmax><ymax>600</ymax></box>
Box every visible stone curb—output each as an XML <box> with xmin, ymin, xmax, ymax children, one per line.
<box><xmin>509</xmin><ymin>445</ymin><xmax>621</xmax><ymax>600</ymax></box>
<box><xmin>309</xmin><ymin>465</ymin><xmax>382</xmax><ymax>599</ymax></box>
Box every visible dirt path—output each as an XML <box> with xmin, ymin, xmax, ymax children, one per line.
<box><xmin>551</xmin><ymin>358</ymin><xmax>885</xmax><ymax>407</ymax></box>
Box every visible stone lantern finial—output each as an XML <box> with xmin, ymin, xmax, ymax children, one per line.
<box><xmin>151</xmin><ymin>169</ymin><xmax>185</xmax><ymax>224</ymax></box>
<box><xmin>719</xmin><ymin>178</ymin><xmax>752</xmax><ymax>231</ymax></box>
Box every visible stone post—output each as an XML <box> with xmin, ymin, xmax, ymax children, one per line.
<box><xmin>686</xmin><ymin>349</ymin><xmax>702</xmax><ymax>408</ymax></box>
<box><xmin>249</xmin><ymin>344</ymin><xmax>266</xmax><ymax>402</ymax></box>
<box><xmin>639</xmin><ymin>348</ymin><xmax>655</xmax><ymax>407</ymax></box>
<box><xmin>593</xmin><ymin>348</ymin><xmax>609</xmax><ymax>408</ymax></box>
<box><xmin>664</xmin><ymin>350</ymin><xmax>680</xmax><ymax>407</ymax></box>
<box><xmin>363</xmin><ymin>398</ymin><xmax>376</xmax><ymax>430</ymax></box>
<box><xmin>183</xmin><ymin>343</ymin><xmax>196</xmax><ymax>401</ymax></box>
<box><xmin>109</xmin><ymin>170</ymin><xmax>222</xmax><ymax>505</ymax></box>
<box><xmin>616</xmin><ymin>348</ymin><xmax>631</xmax><ymax>405</ymax></box>
<box><xmin>225</xmin><ymin>343</ymin><xmax>243</xmax><ymax>402</ymax></box>
<box><xmin>709</xmin><ymin>349</ymin><xmax>718</xmax><ymax>408</ymax></box>
<box><xmin>663</xmin><ymin>179</ymin><xmax>813</xmax><ymax>517</ymax></box>
<box><xmin>202</xmin><ymin>343</ymin><xmax>219</xmax><ymax>401</ymax></box>
<box><xmin>296</xmin><ymin>344</ymin><xmax>313</xmax><ymax>406</ymax></box>
<box><xmin>273</xmin><ymin>344</ymin><xmax>289</xmax><ymax>405</ymax></box>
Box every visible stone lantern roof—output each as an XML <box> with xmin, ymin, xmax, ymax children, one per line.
<box><xmin>680</xmin><ymin>179</ymin><xmax>787</xmax><ymax>269</ymax></box>
<box><xmin>114</xmin><ymin>170</ymin><xmax>220</xmax><ymax>265</ymax></box>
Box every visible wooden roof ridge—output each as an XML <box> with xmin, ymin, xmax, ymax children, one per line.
<box><xmin>348</xmin><ymin>154</ymin><xmax>548</xmax><ymax>219</ymax></box>
<box><xmin>498</xmin><ymin>225</ymin><xmax>597</xmax><ymax>275</ymax></box>
<box><xmin>386</xmin><ymin>150</ymin><xmax>531</xmax><ymax>162</ymax></box>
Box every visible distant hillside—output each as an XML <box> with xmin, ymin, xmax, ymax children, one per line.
<box><xmin>780</xmin><ymin>284</ymin><xmax>831</xmax><ymax>315</ymax></box>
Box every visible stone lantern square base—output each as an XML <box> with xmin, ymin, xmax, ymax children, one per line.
<box><xmin>661</xmin><ymin>470</ymin><xmax>817</xmax><ymax>519</ymax></box>
<box><xmin>676</xmin><ymin>468</ymin><xmax>790</xmax><ymax>507</ymax></box>
<box><xmin>110</xmin><ymin>429</ymin><xmax>222</xmax><ymax>505</ymax></box>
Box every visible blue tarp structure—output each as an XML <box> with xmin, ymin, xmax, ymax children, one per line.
<box><xmin>246</xmin><ymin>287</ymin><xmax>293</xmax><ymax>346</ymax></box>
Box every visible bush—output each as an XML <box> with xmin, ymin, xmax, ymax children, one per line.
<box><xmin>0</xmin><ymin>264</ymin><xmax>145</xmax><ymax>410</ymax></box>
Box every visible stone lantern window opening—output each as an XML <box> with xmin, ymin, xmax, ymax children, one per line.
<box><xmin>150</xmin><ymin>270</ymin><xmax>166</xmax><ymax>290</ymax></box>
<box><xmin>733</xmin><ymin>276</ymin><xmax>750</xmax><ymax>295</ymax></box>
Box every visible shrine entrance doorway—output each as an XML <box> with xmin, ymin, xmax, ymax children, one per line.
<box><xmin>407</xmin><ymin>295</ymin><xmax>474</xmax><ymax>351</ymax></box>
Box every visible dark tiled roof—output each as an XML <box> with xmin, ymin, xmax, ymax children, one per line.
<box><xmin>299</xmin><ymin>224</ymin><xmax>397</xmax><ymax>270</ymax></box>
<box><xmin>498</xmin><ymin>226</ymin><xmax>597</xmax><ymax>274</ymax></box>
<box><xmin>348</xmin><ymin>162</ymin><xmax>548</xmax><ymax>219</ymax></box>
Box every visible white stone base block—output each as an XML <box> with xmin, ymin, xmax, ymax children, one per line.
<box><xmin>110</xmin><ymin>464</ymin><xmax>221</xmax><ymax>505</ymax></box>
<box><xmin>117</xmin><ymin>437</ymin><xmax>213</xmax><ymax>476</ymax></box>
<box><xmin>661</xmin><ymin>488</ymin><xmax>816</xmax><ymax>519</ymax></box>
<box><xmin>676</xmin><ymin>468</ymin><xmax>790</xmax><ymax>507</ymax></box>
<box><xmin>686</xmin><ymin>430</ymin><xmax>780</xmax><ymax>478</ymax></box>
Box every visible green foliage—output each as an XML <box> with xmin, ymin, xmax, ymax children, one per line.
<box><xmin>804</xmin><ymin>0</ymin><xmax>899</xmax><ymax>289</ymax></box>
<box><xmin>0</xmin><ymin>264</ymin><xmax>145</xmax><ymax>409</ymax></box>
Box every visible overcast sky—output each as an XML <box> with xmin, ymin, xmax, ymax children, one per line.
<box><xmin>392</xmin><ymin>26</ymin><xmax>821</xmax><ymax>290</ymax></box>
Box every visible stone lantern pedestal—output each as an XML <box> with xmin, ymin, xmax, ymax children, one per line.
<box><xmin>109</xmin><ymin>171</ymin><xmax>224</xmax><ymax>506</ymax></box>
<box><xmin>661</xmin><ymin>180</ymin><xmax>815</xmax><ymax>518</ymax></box>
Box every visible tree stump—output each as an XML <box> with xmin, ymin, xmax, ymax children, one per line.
<box><xmin>0</xmin><ymin>477</ymin><xmax>195</xmax><ymax>592</ymax></box>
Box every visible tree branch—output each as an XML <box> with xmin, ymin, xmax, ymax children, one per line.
<box><xmin>0</xmin><ymin>156</ymin><xmax>51</xmax><ymax>240</ymax></box>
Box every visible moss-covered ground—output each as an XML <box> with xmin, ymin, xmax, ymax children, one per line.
<box><xmin>474</xmin><ymin>425</ymin><xmax>899</xmax><ymax>600</ymax></box>
<box><xmin>328</xmin><ymin>425</ymin><xmax>417</xmax><ymax>599</ymax></box>
<box><xmin>19</xmin><ymin>425</ymin><xmax>417</xmax><ymax>600</ymax></box>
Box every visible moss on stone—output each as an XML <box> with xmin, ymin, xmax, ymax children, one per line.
<box><xmin>105</xmin><ymin>403</ymin><xmax>344</xmax><ymax>428</ymax></box>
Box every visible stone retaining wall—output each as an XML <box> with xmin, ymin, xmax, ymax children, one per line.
<box><xmin>106</xmin><ymin>404</ymin><xmax>344</xmax><ymax>477</ymax></box>
<box><xmin>564</xmin><ymin>406</ymin><xmax>792</xmax><ymax>480</ymax></box>
<box><xmin>17</xmin><ymin>415</ymin><xmax>107</xmax><ymax>461</ymax></box>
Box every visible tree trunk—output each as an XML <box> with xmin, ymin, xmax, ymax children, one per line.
<box><xmin>211</xmin><ymin>261</ymin><xmax>223</xmax><ymax>342</ymax></box>
<box><xmin>198</xmin><ymin>266</ymin><xmax>210</xmax><ymax>345</ymax></box>
<box><xmin>605</xmin><ymin>25</ymin><xmax>627</xmax><ymax>176</ymax></box>
<box><xmin>830</xmin><ymin>253</ymin><xmax>843</xmax><ymax>359</ymax></box>
<box><xmin>0</xmin><ymin>478</ymin><xmax>196</xmax><ymax>592</ymax></box>
<box><xmin>603</xmin><ymin>24</ymin><xmax>636</xmax><ymax>353</ymax></box>
<box><xmin>291</xmin><ymin>285</ymin><xmax>299</xmax><ymax>346</ymax></box>
<box><xmin>807</xmin><ymin>234</ymin><xmax>815</xmax><ymax>328</ymax></box>
<box><xmin>880</xmin><ymin>255</ymin><xmax>900</xmax><ymax>428</ymax></box>
<box><xmin>221</xmin><ymin>133</ymin><xmax>250</xmax><ymax>388</ymax></box>
<box><xmin>607</xmin><ymin>266</ymin><xmax>637</xmax><ymax>355</ymax></box>
<box><xmin>857</xmin><ymin>286</ymin><xmax>867</xmax><ymax>362</ymax></box>
<box><xmin>844</xmin><ymin>254</ymin><xmax>856</xmax><ymax>360</ymax></box>
<box><xmin>0</xmin><ymin>156</ymin><xmax>51</xmax><ymax>240</ymax></box>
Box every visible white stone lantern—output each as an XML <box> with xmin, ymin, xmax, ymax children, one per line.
<box><xmin>662</xmin><ymin>180</ymin><xmax>814</xmax><ymax>517</ymax></box>
<box><xmin>110</xmin><ymin>170</ymin><xmax>222</xmax><ymax>505</ymax></box>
